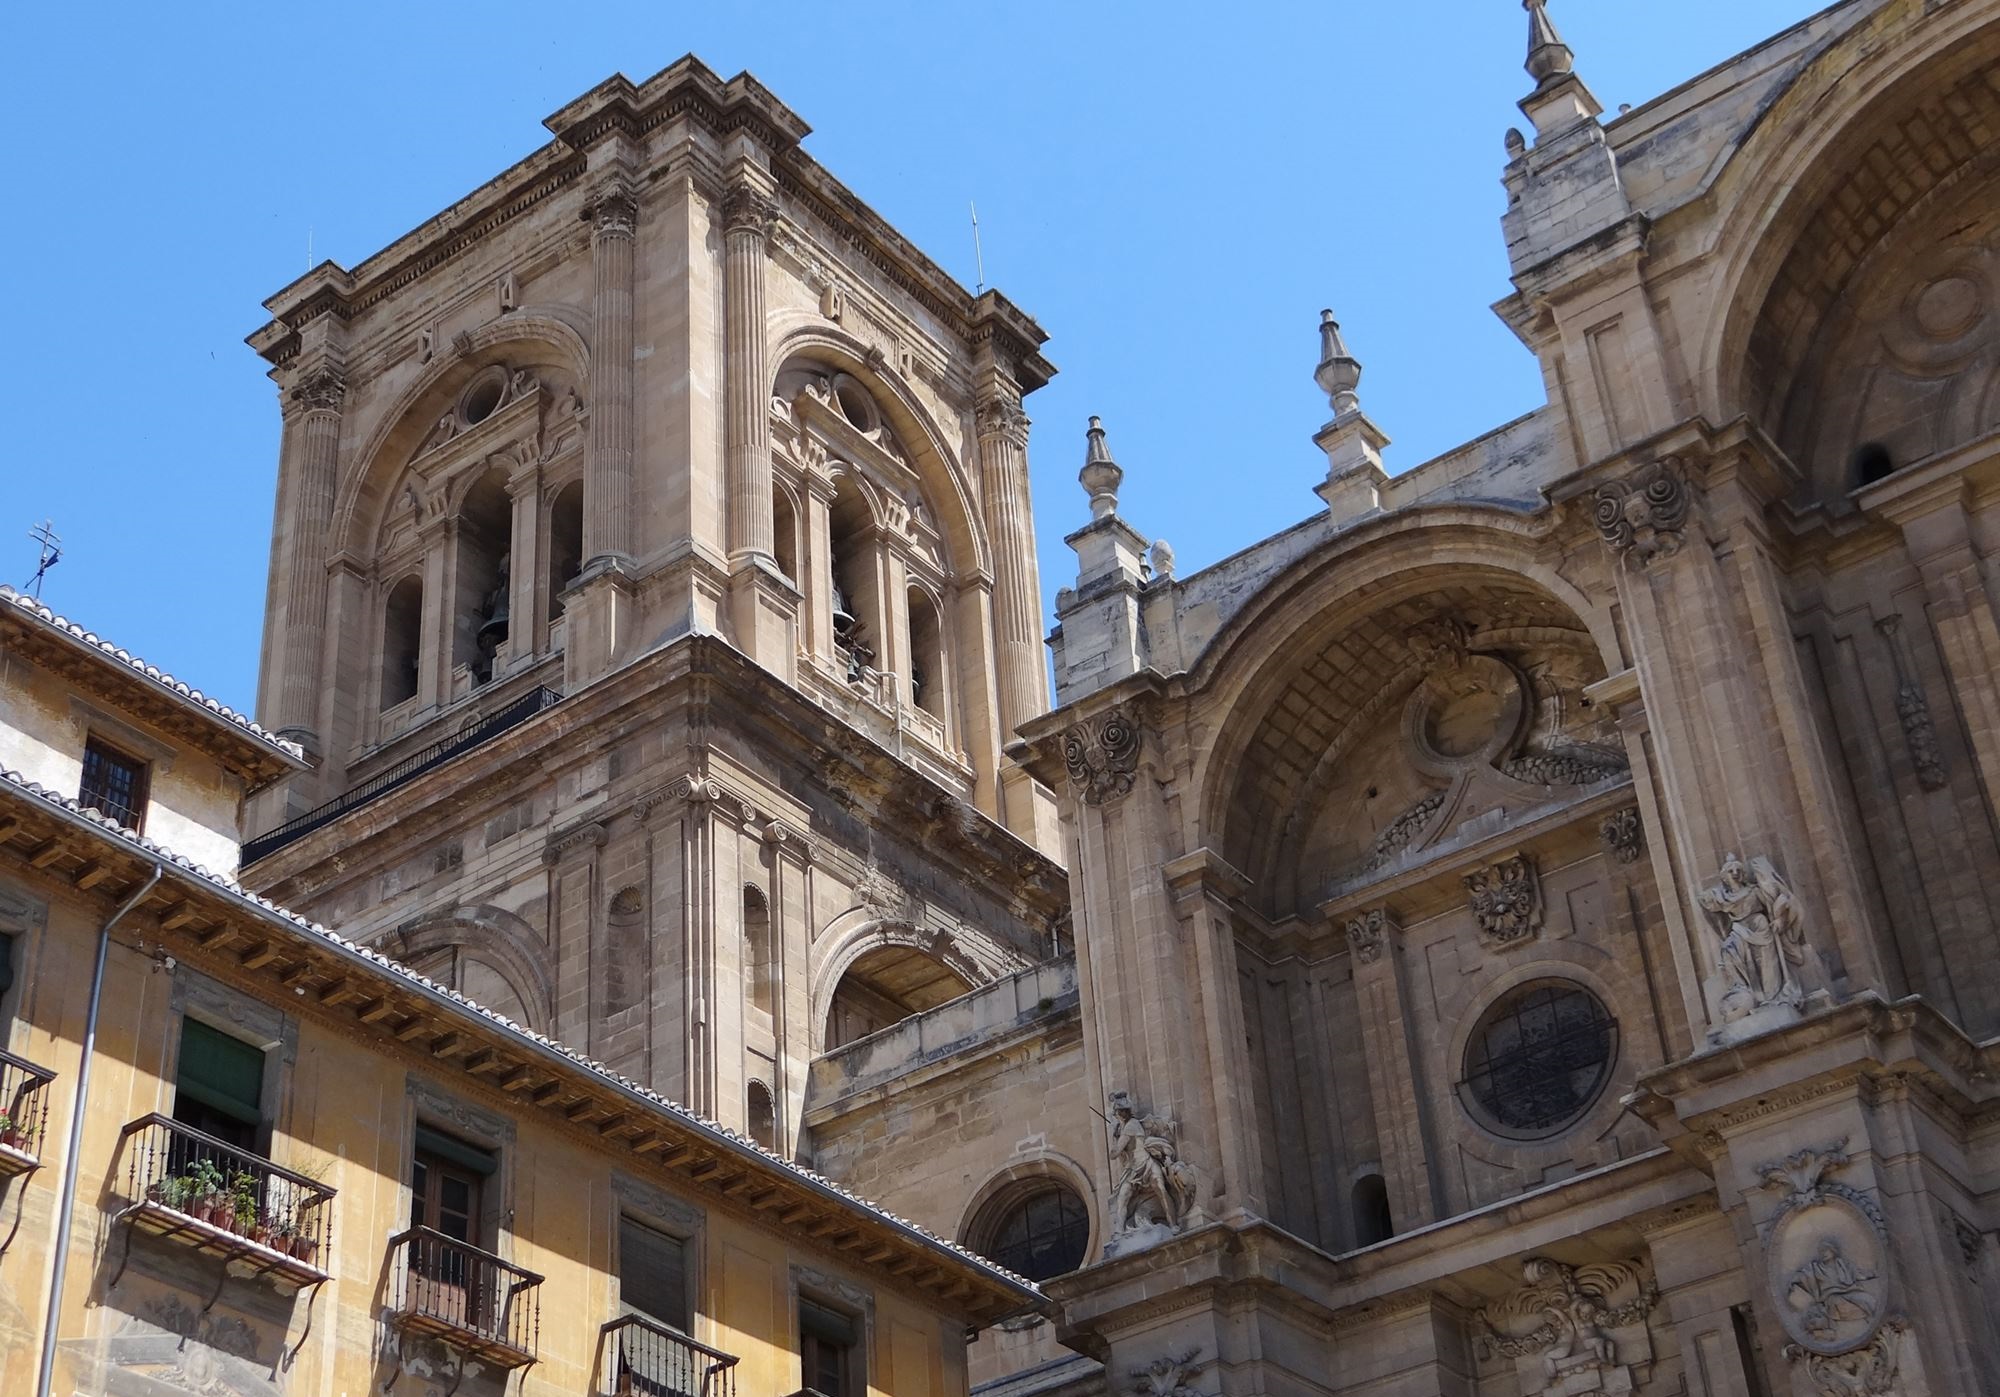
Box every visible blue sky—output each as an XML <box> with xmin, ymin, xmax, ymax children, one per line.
<box><xmin>1</xmin><ymin>0</ymin><xmax>1811</xmax><ymax>714</ymax></box>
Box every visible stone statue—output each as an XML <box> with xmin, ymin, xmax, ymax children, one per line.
<box><xmin>1696</xmin><ymin>852</ymin><xmax>1807</xmax><ymax>1026</ymax></box>
<box><xmin>1788</xmin><ymin>1239</ymin><xmax>1877</xmax><ymax>1343</ymax></box>
<box><xmin>1106</xmin><ymin>1089</ymin><xmax>1196</xmax><ymax>1246</ymax></box>
<box><xmin>473</xmin><ymin>555</ymin><xmax>511</xmax><ymax>683</ymax></box>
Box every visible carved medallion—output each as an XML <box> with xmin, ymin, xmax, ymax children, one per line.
<box><xmin>1756</xmin><ymin>1140</ymin><xmax>1895</xmax><ymax>1365</ymax></box>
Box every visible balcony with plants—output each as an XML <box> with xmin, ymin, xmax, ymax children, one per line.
<box><xmin>111</xmin><ymin>1114</ymin><xmax>335</xmax><ymax>1289</ymax></box>
<box><xmin>0</xmin><ymin>1047</ymin><xmax>57</xmax><ymax>1179</ymax></box>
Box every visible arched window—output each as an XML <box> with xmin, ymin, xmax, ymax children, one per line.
<box><xmin>605</xmin><ymin>886</ymin><xmax>645</xmax><ymax>1015</ymax></box>
<box><xmin>381</xmin><ymin>575</ymin><xmax>424</xmax><ymax>710</ymax></box>
<box><xmin>1351</xmin><ymin>1173</ymin><xmax>1394</xmax><ymax>1247</ymax></box>
<box><xmin>773</xmin><ymin>486</ymin><xmax>800</xmax><ymax>585</ymax></box>
<box><xmin>744</xmin><ymin>886</ymin><xmax>774</xmax><ymax>1017</ymax></box>
<box><xmin>973</xmin><ymin>1180</ymin><xmax>1090</xmax><ymax>1282</ymax></box>
<box><xmin>1458</xmin><ymin>980</ymin><xmax>1617</xmax><ymax>1139</ymax></box>
<box><xmin>747</xmin><ymin>1080</ymin><xmax>776</xmax><ymax>1150</ymax></box>
<box><xmin>823</xmin><ymin>943</ymin><xmax>974</xmax><ymax>1051</ymax></box>
<box><xmin>455</xmin><ymin>469</ymin><xmax>513</xmax><ymax>686</ymax></box>
<box><xmin>905</xmin><ymin>586</ymin><xmax>945</xmax><ymax>720</ymax></box>
<box><xmin>829</xmin><ymin>479</ymin><xmax>878</xmax><ymax>685</ymax></box>
<box><xmin>547</xmin><ymin>480</ymin><xmax>584</xmax><ymax>616</ymax></box>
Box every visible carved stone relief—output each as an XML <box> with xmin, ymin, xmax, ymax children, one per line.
<box><xmin>1464</xmin><ymin>853</ymin><xmax>1542</xmax><ymax>950</ymax></box>
<box><xmin>1598</xmin><ymin>807</ymin><xmax>1643</xmax><ymax>864</ymax></box>
<box><xmin>1696</xmin><ymin>852</ymin><xmax>1812</xmax><ymax>1042</ymax></box>
<box><xmin>1062</xmin><ymin>706</ymin><xmax>1143</xmax><ymax>806</ymax></box>
<box><xmin>103</xmin><ymin>1291</ymin><xmax>278</xmax><ymax>1396</ymax></box>
<box><xmin>1755</xmin><ymin>1139</ymin><xmax>1904</xmax><ymax>1393</ymax></box>
<box><xmin>1130</xmin><ymin>1347</ymin><xmax>1205</xmax><ymax>1397</ymax></box>
<box><xmin>1476</xmin><ymin>1256</ymin><xmax>1656</xmax><ymax>1397</ymax></box>
<box><xmin>1104</xmin><ymin>1089</ymin><xmax>1197</xmax><ymax>1255</ymax></box>
<box><xmin>1345</xmin><ymin>907</ymin><xmax>1395</xmax><ymax>966</ymax></box>
<box><xmin>1593</xmin><ymin>458</ymin><xmax>1691</xmax><ymax>566</ymax></box>
<box><xmin>1876</xmin><ymin>615</ymin><xmax>1947</xmax><ymax>791</ymax></box>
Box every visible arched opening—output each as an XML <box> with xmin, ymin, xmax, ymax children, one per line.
<box><xmin>823</xmin><ymin>943</ymin><xmax>974</xmax><ymax>1051</ymax></box>
<box><xmin>744</xmin><ymin>886</ymin><xmax>775</xmax><ymax>1018</ymax></box>
<box><xmin>773</xmin><ymin>486</ymin><xmax>800</xmax><ymax>585</ymax></box>
<box><xmin>1351</xmin><ymin>1173</ymin><xmax>1394</xmax><ymax>1247</ymax></box>
<box><xmin>455</xmin><ymin>469</ymin><xmax>513</xmax><ymax>686</ymax></box>
<box><xmin>547</xmin><ymin>480</ymin><xmax>584</xmax><ymax>620</ymax></box>
<box><xmin>906</xmin><ymin>586</ymin><xmax>945</xmax><ymax>720</ymax></box>
<box><xmin>967</xmin><ymin>1177</ymin><xmax>1091</xmax><ymax>1282</ymax></box>
<box><xmin>381</xmin><ymin>575</ymin><xmax>424</xmax><ymax>710</ymax></box>
<box><xmin>747</xmin><ymin>1080</ymin><xmax>776</xmax><ymax>1150</ymax></box>
<box><xmin>829</xmin><ymin>478</ymin><xmax>879</xmax><ymax>685</ymax></box>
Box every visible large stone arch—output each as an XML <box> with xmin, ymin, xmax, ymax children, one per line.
<box><xmin>1184</xmin><ymin>512</ymin><xmax>1621</xmax><ymax>904</ymax></box>
<box><xmin>768</xmin><ymin>321</ymin><xmax>990</xmax><ymax>578</ymax></box>
<box><xmin>332</xmin><ymin>309</ymin><xmax>591</xmax><ymax>562</ymax></box>
<box><xmin>809</xmin><ymin>918</ymin><xmax>990</xmax><ymax>1052</ymax></box>
<box><xmin>1697</xmin><ymin>1</ymin><xmax>2000</xmax><ymax>466</ymax></box>
<box><xmin>373</xmin><ymin>902</ymin><xmax>554</xmax><ymax>1035</ymax></box>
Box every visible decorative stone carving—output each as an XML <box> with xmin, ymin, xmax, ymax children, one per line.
<box><xmin>975</xmin><ymin>394</ymin><xmax>1029</xmax><ymax>443</ymax></box>
<box><xmin>1130</xmin><ymin>1347</ymin><xmax>1204</xmax><ymax>1397</ymax></box>
<box><xmin>1149</xmin><ymin>538</ymin><xmax>1176</xmax><ymax>580</ymax></box>
<box><xmin>1501</xmin><ymin>741</ymin><xmax>1629</xmax><ymax>787</ymax></box>
<box><xmin>1593</xmin><ymin>458</ymin><xmax>1691</xmax><ymax>565</ymax></box>
<box><xmin>721</xmin><ymin>184</ymin><xmax>775</xmax><ymax>238</ymax></box>
<box><xmin>1476</xmin><ymin>1256</ymin><xmax>1655</xmax><ymax>1397</ymax></box>
<box><xmin>290</xmin><ymin>365</ymin><xmax>346</xmax><ymax>413</ymax></box>
<box><xmin>1363</xmin><ymin>791</ymin><xmax>1446</xmax><ymax>872</ymax></box>
<box><xmin>1345</xmin><ymin>907</ymin><xmax>1395</xmax><ymax>965</ymax></box>
<box><xmin>1105</xmin><ymin>1089</ymin><xmax>1197</xmax><ymax>1253</ymax></box>
<box><xmin>1876</xmin><ymin>615</ymin><xmax>1947</xmax><ymax>791</ymax></box>
<box><xmin>1464</xmin><ymin>853</ymin><xmax>1542</xmax><ymax>949</ymax></box>
<box><xmin>1756</xmin><ymin>1139</ymin><xmax>1901</xmax><ymax>1390</ymax></box>
<box><xmin>1408</xmin><ymin>616</ymin><xmax>1471</xmax><ymax>669</ymax></box>
<box><xmin>1696</xmin><ymin>852</ymin><xmax>1809</xmax><ymax>1038</ymax></box>
<box><xmin>1599</xmin><ymin>806</ymin><xmax>1643</xmax><ymax>864</ymax></box>
<box><xmin>591</xmin><ymin>180</ymin><xmax>640</xmax><ymax>238</ymax></box>
<box><xmin>1061</xmin><ymin>706</ymin><xmax>1143</xmax><ymax>806</ymax></box>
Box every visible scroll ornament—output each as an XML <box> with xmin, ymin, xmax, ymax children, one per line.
<box><xmin>1062</xmin><ymin>707</ymin><xmax>1143</xmax><ymax>806</ymax></box>
<box><xmin>1593</xmin><ymin>458</ymin><xmax>1690</xmax><ymax>566</ymax></box>
<box><xmin>1476</xmin><ymin>1256</ymin><xmax>1655</xmax><ymax>1396</ymax></box>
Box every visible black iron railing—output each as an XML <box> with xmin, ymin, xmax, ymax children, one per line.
<box><xmin>389</xmin><ymin>1225</ymin><xmax>542</xmax><ymax>1368</ymax></box>
<box><xmin>243</xmin><ymin>685</ymin><xmax>561</xmax><ymax>863</ymax></box>
<box><xmin>602</xmin><ymin>1314</ymin><xmax>739</xmax><ymax>1397</ymax></box>
<box><xmin>0</xmin><ymin>1048</ymin><xmax>56</xmax><ymax>1169</ymax></box>
<box><xmin>116</xmin><ymin>1114</ymin><xmax>335</xmax><ymax>1268</ymax></box>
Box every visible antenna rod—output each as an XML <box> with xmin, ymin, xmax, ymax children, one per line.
<box><xmin>24</xmin><ymin>520</ymin><xmax>61</xmax><ymax>600</ymax></box>
<box><xmin>969</xmin><ymin>201</ymin><xmax>986</xmax><ymax>294</ymax></box>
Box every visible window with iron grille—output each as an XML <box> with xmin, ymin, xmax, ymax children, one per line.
<box><xmin>981</xmin><ymin>1183</ymin><xmax>1090</xmax><ymax>1282</ymax></box>
<box><xmin>1459</xmin><ymin>981</ymin><xmax>1616</xmax><ymax>1139</ymax></box>
<box><xmin>79</xmin><ymin>736</ymin><xmax>147</xmax><ymax>831</ymax></box>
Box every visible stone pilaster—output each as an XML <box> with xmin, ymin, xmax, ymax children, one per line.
<box><xmin>1339</xmin><ymin>906</ymin><xmax>1442</xmax><ymax>1230</ymax></box>
<box><xmin>273</xmin><ymin>363</ymin><xmax>345</xmax><ymax>748</ymax></box>
<box><xmin>584</xmin><ymin>178</ymin><xmax>638</xmax><ymax>571</ymax></box>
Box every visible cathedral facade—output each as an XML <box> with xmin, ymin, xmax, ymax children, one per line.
<box><xmin>232</xmin><ymin>3</ymin><xmax>2000</xmax><ymax>1397</ymax></box>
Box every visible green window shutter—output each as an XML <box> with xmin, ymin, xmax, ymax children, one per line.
<box><xmin>414</xmin><ymin>1125</ymin><xmax>499</xmax><ymax>1177</ymax></box>
<box><xmin>619</xmin><ymin>1216</ymin><xmax>689</xmax><ymax>1328</ymax></box>
<box><xmin>0</xmin><ymin>935</ymin><xmax>15</xmax><ymax>1000</ymax></box>
<box><xmin>174</xmin><ymin>1018</ymin><xmax>265</xmax><ymax>1126</ymax></box>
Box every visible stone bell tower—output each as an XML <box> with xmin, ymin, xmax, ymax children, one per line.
<box><xmin>236</xmin><ymin>58</ymin><xmax>1069</xmax><ymax>1150</ymax></box>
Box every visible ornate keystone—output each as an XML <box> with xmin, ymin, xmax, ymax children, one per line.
<box><xmin>1061</xmin><ymin>705</ymin><xmax>1142</xmax><ymax>806</ymax></box>
<box><xmin>1593</xmin><ymin>457</ymin><xmax>1690</xmax><ymax>565</ymax></box>
<box><xmin>1464</xmin><ymin>852</ymin><xmax>1541</xmax><ymax>949</ymax></box>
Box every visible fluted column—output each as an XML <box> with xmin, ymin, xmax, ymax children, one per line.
<box><xmin>585</xmin><ymin>179</ymin><xmax>638</xmax><ymax>570</ymax></box>
<box><xmin>722</xmin><ymin>181</ymin><xmax>776</xmax><ymax>567</ymax></box>
<box><xmin>975</xmin><ymin>393</ymin><xmax>1045</xmax><ymax>736</ymax></box>
<box><xmin>275</xmin><ymin>364</ymin><xmax>345</xmax><ymax>745</ymax></box>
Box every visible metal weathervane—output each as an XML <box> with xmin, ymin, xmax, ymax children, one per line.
<box><xmin>24</xmin><ymin>520</ymin><xmax>61</xmax><ymax>599</ymax></box>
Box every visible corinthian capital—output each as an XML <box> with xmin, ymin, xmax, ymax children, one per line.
<box><xmin>721</xmin><ymin>183</ymin><xmax>777</xmax><ymax>239</ymax></box>
<box><xmin>974</xmin><ymin>394</ymin><xmax>1029</xmax><ymax>444</ymax></box>
<box><xmin>589</xmin><ymin>179</ymin><xmax>640</xmax><ymax>238</ymax></box>
<box><xmin>290</xmin><ymin>365</ymin><xmax>347</xmax><ymax>413</ymax></box>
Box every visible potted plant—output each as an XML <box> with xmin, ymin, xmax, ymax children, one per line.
<box><xmin>0</xmin><ymin>1110</ymin><xmax>25</xmax><ymax>1152</ymax></box>
<box><xmin>187</xmin><ymin>1158</ymin><xmax>228</xmax><ymax>1227</ymax></box>
<box><xmin>286</xmin><ymin>1218</ymin><xmax>320</xmax><ymax>1265</ymax></box>
<box><xmin>230</xmin><ymin>1172</ymin><xmax>262</xmax><ymax>1237</ymax></box>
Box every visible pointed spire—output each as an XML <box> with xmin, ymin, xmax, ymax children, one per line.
<box><xmin>1080</xmin><ymin>416</ymin><xmax>1124</xmax><ymax>520</ymax></box>
<box><xmin>1523</xmin><ymin>0</ymin><xmax>1574</xmax><ymax>88</ymax></box>
<box><xmin>1314</xmin><ymin>309</ymin><xmax>1362</xmax><ymax>416</ymax></box>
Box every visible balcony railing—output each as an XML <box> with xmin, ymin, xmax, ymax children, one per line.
<box><xmin>0</xmin><ymin>1048</ymin><xmax>57</xmax><ymax>1179</ymax></box>
<box><xmin>243</xmin><ymin>684</ymin><xmax>562</xmax><ymax>864</ymax></box>
<box><xmin>601</xmin><ymin>1314</ymin><xmax>739</xmax><ymax>1397</ymax></box>
<box><xmin>388</xmin><ymin>1225</ymin><xmax>543</xmax><ymax>1370</ymax></box>
<box><xmin>112</xmin><ymin>1114</ymin><xmax>335</xmax><ymax>1288</ymax></box>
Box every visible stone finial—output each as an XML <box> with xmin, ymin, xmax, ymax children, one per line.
<box><xmin>1523</xmin><ymin>0</ymin><xmax>1575</xmax><ymax>87</ymax></box>
<box><xmin>1080</xmin><ymin>416</ymin><xmax>1124</xmax><ymax>520</ymax></box>
<box><xmin>1149</xmin><ymin>539</ymin><xmax>1175</xmax><ymax>580</ymax></box>
<box><xmin>1314</xmin><ymin>309</ymin><xmax>1362</xmax><ymax>415</ymax></box>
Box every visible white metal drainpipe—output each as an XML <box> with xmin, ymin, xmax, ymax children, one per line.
<box><xmin>35</xmin><ymin>862</ymin><xmax>161</xmax><ymax>1397</ymax></box>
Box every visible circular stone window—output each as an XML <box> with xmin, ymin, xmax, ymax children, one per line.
<box><xmin>1459</xmin><ymin>981</ymin><xmax>1617</xmax><ymax>1140</ymax></box>
<box><xmin>460</xmin><ymin>369</ymin><xmax>508</xmax><ymax>426</ymax></box>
